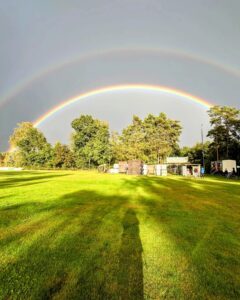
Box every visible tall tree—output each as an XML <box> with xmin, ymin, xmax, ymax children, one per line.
<box><xmin>9</xmin><ymin>122</ymin><xmax>52</xmax><ymax>167</ymax></box>
<box><xmin>109</xmin><ymin>131</ymin><xmax>122</xmax><ymax>162</ymax></box>
<box><xmin>115</xmin><ymin>113</ymin><xmax>181</xmax><ymax>163</ymax></box>
<box><xmin>207</xmin><ymin>106</ymin><xmax>240</xmax><ymax>161</ymax></box>
<box><xmin>52</xmin><ymin>142</ymin><xmax>75</xmax><ymax>169</ymax></box>
<box><xmin>0</xmin><ymin>152</ymin><xmax>6</xmax><ymax>166</ymax></box>
<box><xmin>143</xmin><ymin>113</ymin><xmax>181</xmax><ymax>163</ymax></box>
<box><xmin>71</xmin><ymin>115</ymin><xmax>111</xmax><ymax>168</ymax></box>
<box><xmin>119</xmin><ymin>116</ymin><xmax>146</xmax><ymax>161</ymax></box>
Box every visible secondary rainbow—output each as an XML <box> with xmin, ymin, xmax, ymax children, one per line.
<box><xmin>1</xmin><ymin>47</ymin><xmax>238</xmax><ymax>109</ymax></box>
<box><xmin>33</xmin><ymin>84</ymin><xmax>213</xmax><ymax>127</ymax></box>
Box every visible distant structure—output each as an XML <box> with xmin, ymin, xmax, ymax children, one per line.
<box><xmin>108</xmin><ymin>156</ymin><xmax>201</xmax><ymax>177</ymax></box>
<box><xmin>166</xmin><ymin>157</ymin><xmax>201</xmax><ymax>177</ymax></box>
<box><xmin>211</xmin><ymin>160</ymin><xmax>237</xmax><ymax>174</ymax></box>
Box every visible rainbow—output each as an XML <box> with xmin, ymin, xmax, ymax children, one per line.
<box><xmin>34</xmin><ymin>84</ymin><xmax>213</xmax><ymax>127</ymax></box>
<box><xmin>1</xmin><ymin>47</ymin><xmax>239</xmax><ymax>108</ymax></box>
<box><xmin>8</xmin><ymin>84</ymin><xmax>213</xmax><ymax>153</ymax></box>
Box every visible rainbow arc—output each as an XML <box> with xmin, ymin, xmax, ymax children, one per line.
<box><xmin>34</xmin><ymin>84</ymin><xmax>212</xmax><ymax>127</ymax></box>
<box><xmin>9</xmin><ymin>84</ymin><xmax>213</xmax><ymax>152</ymax></box>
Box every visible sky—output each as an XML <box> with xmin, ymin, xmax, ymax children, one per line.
<box><xmin>0</xmin><ymin>0</ymin><xmax>240</xmax><ymax>151</ymax></box>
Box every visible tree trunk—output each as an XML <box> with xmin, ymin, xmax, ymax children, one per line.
<box><xmin>226</xmin><ymin>137</ymin><xmax>229</xmax><ymax>159</ymax></box>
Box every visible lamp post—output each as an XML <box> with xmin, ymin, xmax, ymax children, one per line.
<box><xmin>201</xmin><ymin>124</ymin><xmax>205</xmax><ymax>170</ymax></box>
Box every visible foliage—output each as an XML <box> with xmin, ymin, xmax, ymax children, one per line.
<box><xmin>0</xmin><ymin>152</ymin><xmax>6</xmax><ymax>166</ymax></box>
<box><xmin>9</xmin><ymin>122</ymin><xmax>52</xmax><ymax>167</ymax></box>
<box><xmin>117</xmin><ymin>115</ymin><xmax>147</xmax><ymax>161</ymax></box>
<box><xmin>180</xmin><ymin>106</ymin><xmax>240</xmax><ymax>171</ymax></box>
<box><xmin>144</xmin><ymin>113</ymin><xmax>181</xmax><ymax>163</ymax></box>
<box><xmin>109</xmin><ymin>131</ymin><xmax>123</xmax><ymax>161</ymax></box>
<box><xmin>71</xmin><ymin>115</ymin><xmax>111</xmax><ymax>168</ymax></box>
<box><xmin>180</xmin><ymin>141</ymin><xmax>215</xmax><ymax>172</ymax></box>
<box><xmin>207</xmin><ymin>106</ymin><xmax>240</xmax><ymax>162</ymax></box>
<box><xmin>4</xmin><ymin>151</ymin><xmax>24</xmax><ymax>167</ymax></box>
<box><xmin>113</xmin><ymin>113</ymin><xmax>181</xmax><ymax>163</ymax></box>
<box><xmin>4</xmin><ymin>106</ymin><xmax>240</xmax><ymax>169</ymax></box>
<box><xmin>51</xmin><ymin>142</ymin><xmax>76</xmax><ymax>169</ymax></box>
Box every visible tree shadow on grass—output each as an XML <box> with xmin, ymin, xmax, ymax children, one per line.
<box><xmin>0</xmin><ymin>173</ymin><xmax>71</xmax><ymax>189</ymax></box>
<box><xmin>0</xmin><ymin>189</ymin><xmax>144</xmax><ymax>300</ymax></box>
<box><xmin>122</xmin><ymin>176</ymin><xmax>240</xmax><ymax>299</ymax></box>
<box><xmin>118</xmin><ymin>209</ymin><xmax>144</xmax><ymax>300</ymax></box>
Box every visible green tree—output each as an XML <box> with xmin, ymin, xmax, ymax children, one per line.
<box><xmin>4</xmin><ymin>151</ymin><xmax>23</xmax><ymax>167</ymax></box>
<box><xmin>0</xmin><ymin>152</ymin><xmax>6</xmax><ymax>166</ymax></box>
<box><xmin>117</xmin><ymin>113</ymin><xmax>181</xmax><ymax>163</ymax></box>
<box><xmin>143</xmin><ymin>113</ymin><xmax>181</xmax><ymax>163</ymax></box>
<box><xmin>109</xmin><ymin>131</ymin><xmax>122</xmax><ymax>162</ymax></box>
<box><xmin>52</xmin><ymin>142</ymin><xmax>75</xmax><ymax>169</ymax></box>
<box><xmin>71</xmin><ymin>115</ymin><xmax>111</xmax><ymax>168</ymax></box>
<box><xmin>118</xmin><ymin>115</ymin><xmax>146</xmax><ymax>161</ymax></box>
<box><xmin>207</xmin><ymin>106</ymin><xmax>240</xmax><ymax>161</ymax></box>
<box><xmin>180</xmin><ymin>141</ymin><xmax>214</xmax><ymax>172</ymax></box>
<box><xmin>9</xmin><ymin>122</ymin><xmax>52</xmax><ymax>167</ymax></box>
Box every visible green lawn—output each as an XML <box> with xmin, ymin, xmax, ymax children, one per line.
<box><xmin>0</xmin><ymin>171</ymin><xmax>239</xmax><ymax>299</ymax></box>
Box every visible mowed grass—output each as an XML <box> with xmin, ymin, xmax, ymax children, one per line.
<box><xmin>0</xmin><ymin>171</ymin><xmax>239</xmax><ymax>299</ymax></box>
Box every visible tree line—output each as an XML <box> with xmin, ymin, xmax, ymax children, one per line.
<box><xmin>181</xmin><ymin>106</ymin><xmax>240</xmax><ymax>171</ymax></box>
<box><xmin>0</xmin><ymin>105</ymin><xmax>239</xmax><ymax>171</ymax></box>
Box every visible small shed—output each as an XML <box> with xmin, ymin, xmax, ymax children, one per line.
<box><xmin>155</xmin><ymin>164</ymin><xmax>167</xmax><ymax>176</ymax></box>
<box><xmin>211</xmin><ymin>160</ymin><xmax>237</xmax><ymax>173</ymax></box>
<box><xmin>127</xmin><ymin>160</ymin><xmax>143</xmax><ymax>175</ymax></box>
<box><xmin>181</xmin><ymin>164</ymin><xmax>201</xmax><ymax>177</ymax></box>
<box><xmin>118</xmin><ymin>161</ymin><xmax>128</xmax><ymax>173</ymax></box>
<box><xmin>166</xmin><ymin>157</ymin><xmax>201</xmax><ymax>177</ymax></box>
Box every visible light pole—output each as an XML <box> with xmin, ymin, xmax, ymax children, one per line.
<box><xmin>88</xmin><ymin>156</ymin><xmax>91</xmax><ymax>169</ymax></box>
<box><xmin>201</xmin><ymin>124</ymin><xmax>205</xmax><ymax>170</ymax></box>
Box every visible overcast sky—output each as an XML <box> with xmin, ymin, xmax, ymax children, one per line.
<box><xmin>0</xmin><ymin>0</ymin><xmax>240</xmax><ymax>151</ymax></box>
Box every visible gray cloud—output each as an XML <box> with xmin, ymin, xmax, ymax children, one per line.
<box><xmin>0</xmin><ymin>0</ymin><xmax>240</xmax><ymax>151</ymax></box>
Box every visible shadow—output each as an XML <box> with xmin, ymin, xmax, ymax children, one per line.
<box><xmin>0</xmin><ymin>202</ymin><xmax>42</xmax><ymax>211</ymax></box>
<box><xmin>118</xmin><ymin>209</ymin><xmax>144</xmax><ymax>300</ymax></box>
<box><xmin>121</xmin><ymin>176</ymin><xmax>240</xmax><ymax>299</ymax></box>
<box><xmin>0</xmin><ymin>189</ymin><xmax>131</xmax><ymax>299</ymax></box>
<box><xmin>0</xmin><ymin>200</ymin><xmax>45</xmax><ymax>229</ymax></box>
<box><xmin>0</xmin><ymin>172</ymin><xmax>71</xmax><ymax>189</ymax></box>
<box><xmin>1</xmin><ymin>174</ymin><xmax>239</xmax><ymax>299</ymax></box>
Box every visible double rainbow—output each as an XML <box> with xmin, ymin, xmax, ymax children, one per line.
<box><xmin>8</xmin><ymin>84</ymin><xmax>213</xmax><ymax>152</ymax></box>
<box><xmin>0</xmin><ymin>47</ymin><xmax>237</xmax><ymax>109</ymax></box>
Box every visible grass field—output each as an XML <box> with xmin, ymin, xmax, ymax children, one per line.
<box><xmin>0</xmin><ymin>171</ymin><xmax>239</xmax><ymax>299</ymax></box>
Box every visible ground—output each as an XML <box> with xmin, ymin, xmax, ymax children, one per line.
<box><xmin>0</xmin><ymin>171</ymin><xmax>239</xmax><ymax>300</ymax></box>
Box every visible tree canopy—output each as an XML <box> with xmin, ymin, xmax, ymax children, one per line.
<box><xmin>71</xmin><ymin>115</ymin><xmax>111</xmax><ymax>168</ymax></box>
<box><xmin>4</xmin><ymin>105</ymin><xmax>240</xmax><ymax>170</ymax></box>
<box><xmin>113</xmin><ymin>113</ymin><xmax>182</xmax><ymax>163</ymax></box>
<box><xmin>8</xmin><ymin>122</ymin><xmax>52</xmax><ymax>167</ymax></box>
<box><xmin>51</xmin><ymin>142</ymin><xmax>75</xmax><ymax>169</ymax></box>
<box><xmin>207</xmin><ymin>106</ymin><xmax>240</xmax><ymax>161</ymax></box>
